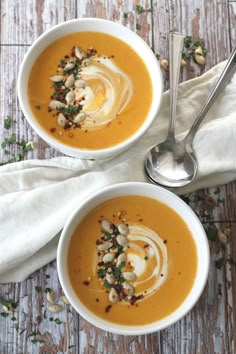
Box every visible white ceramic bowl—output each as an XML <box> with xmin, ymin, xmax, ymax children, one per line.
<box><xmin>17</xmin><ymin>18</ymin><xmax>163</xmax><ymax>159</ymax></box>
<box><xmin>57</xmin><ymin>182</ymin><xmax>210</xmax><ymax>335</ymax></box>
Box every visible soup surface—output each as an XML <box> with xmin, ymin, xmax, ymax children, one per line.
<box><xmin>28</xmin><ymin>32</ymin><xmax>153</xmax><ymax>150</ymax></box>
<box><xmin>68</xmin><ymin>196</ymin><xmax>197</xmax><ymax>326</ymax></box>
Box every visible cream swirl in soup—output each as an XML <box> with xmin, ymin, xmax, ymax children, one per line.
<box><xmin>75</xmin><ymin>57</ymin><xmax>133</xmax><ymax>129</ymax></box>
<box><xmin>126</xmin><ymin>223</ymin><xmax>168</xmax><ymax>299</ymax></box>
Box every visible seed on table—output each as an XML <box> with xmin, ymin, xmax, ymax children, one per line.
<box><xmin>65</xmin><ymin>91</ymin><xmax>76</xmax><ymax>104</ymax></box>
<box><xmin>116</xmin><ymin>234</ymin><xmax>128</xmax><ymax>247</ymax></box>
<box><xmin>118</xmin><ymin>223</ymin><xmax>129</xmax><ymax>236</ymax></box>
<box><xmin>108</xmin><ymin>288</ymin><xmax>119</xmax><ymax>304</ymax></box>
<box><xmin>103</xmin><ymin>253</ymin><xmax>115</xmax><ymax>263</ymax></box>
<box><xmin>97</xmin><ymin>241</ymin><xmax>113</xmax><ymax>251</ymax></box>
<box><xmin>47</xmin><ymin>304</ymin><xmax>63</xmax><ymax>313</ymax></box>
<box><xmin>74</xmin><ymin>79</ymin><xmax>88</xmax><ymax>88</ymax></box>
<box><xmin>122</xmin><ymin>272</ymin><xmax>137</xmax><ymax>282</ymax></box>
<box><xmin>101</xmin><ymin>219</ymin><xmax>113</xmax><ymax>233</ymax></box>
<box><xmin>46</xmin><ymin>289</ymin><xmax>56</xmax><ymax>304</ymax></box>
<box><xmin>49</xmin><ymin>100</ymin><xmax>65</xmax><ymax>110</ymax></box>
<box><xmin>73</xmin><ymin>112</ymin><xmax>87</xmax><ymax>123</ymax></box>
<box><xmin>116</xmin><ymin>253</ymin><xmax>127</xmax><ymax>268</ymax></box>
<box><xmin>122</xmin><ymin>282</ymin><xmax>134</xmax><ymax>296</ymax></box>
<box><xmin>57</xmin><ymin>113</ymin><xmax>67</xmax><ymax>127</ymax></box>
<box><xmin>2</xmin><ymin>304</ymin><xmax>14</xmax><ymax>313</ymax></box>
<box><xmin>65</xmin><ymin>73</ymin><xmax>75</xmax><ymax>88</ymax></box>
<box><xmin>105</xmin><ymin>273</ymin><xmax>115</xmax><ymax>284</ymax></box>
<box><xmin>49</xmin><ymin>75</ymin><xmax>64</xmax><ymax>82</ymax></box>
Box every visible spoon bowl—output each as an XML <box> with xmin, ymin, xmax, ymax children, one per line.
<box><xmin>145</xmin><ymin>140</ymin><xmax>197</xmax><ymax>187</ymax></box>
<box><xmin>145</xmin><ymin>45</ymin><xmax>236</xmax><ymax>188</ymax></box>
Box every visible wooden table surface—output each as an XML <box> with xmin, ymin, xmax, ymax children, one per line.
<box><xmin>1</xmin><ymin>1</ymin><xmax>236</xmax><ymax>353</ymax></box>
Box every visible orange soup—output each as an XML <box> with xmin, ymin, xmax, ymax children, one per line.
<box><xmin>68</xmin><ymin>196</ymin><xmax>197</xmax><ymax>326</ymax></box>
<box><xmin>28</xmin><ymin>32</ymin><xmax>153</xmax><ymax>150</ymax></box>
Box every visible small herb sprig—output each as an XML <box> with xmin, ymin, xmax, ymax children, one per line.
<box><xmin>123</xmin><ymin>5</ymin><xmax>152</xmax><ymax>31</ymax></box>
<box><xmin>0</xmin><ymin>116</ymin><xmax>34</xmax><ymax>166</ymax></box>
<box><xmin>157</xmin><ymin>35</ymin><xmax>207</xmax><ymax>70</ymax></box>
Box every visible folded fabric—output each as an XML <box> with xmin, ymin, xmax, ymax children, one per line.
<box><xmin>0</xmin><ymin>61</ymin><xmax>236</xmax><ymax>283</ymax></box>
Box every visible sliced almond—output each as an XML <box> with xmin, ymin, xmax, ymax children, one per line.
<box><xmin>122</xmin><ymin>271</ymin><xmax>137</xmax><ymax>282</ymax></box>
<box><xmin>49</xmin><ymin>75</ymin><xmax>64</xmax><ymax>82</ymax></box>
<box><xmin>108</xmin><ymin>288</ymin><xmax>119</xmax><ymax>304</ymax></box>
<box><xmin>47</xmin><ymin>304</ymin><xmax>63</xmax><ymax>313</ymax></box>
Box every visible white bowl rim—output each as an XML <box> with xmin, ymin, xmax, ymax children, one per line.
<box><xmin>17</xmin><ymin>18</ymin><xmax>163</xmax><ymax>159</ymax></box>
<box><xmin>57</xmin><ymin>181</ymin><xmax>210</xmax><ymax>335</ymax></box>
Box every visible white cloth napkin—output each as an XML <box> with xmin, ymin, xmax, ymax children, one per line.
<box><xmin>1</xmin><ymin>61</ymin><xmax>236</xmax><ymax>283</ymax></box>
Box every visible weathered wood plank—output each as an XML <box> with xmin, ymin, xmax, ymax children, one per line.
<box><xmin>0</xmin><ymin>261</ymin><xmax>79</xmax><ymax>354</ymax></box>
<box><xmin>0</xmin><ymin>45</ymin><xmax>62</xmax><ymax>163</ymax></box>
<box><xmin>0</xmin><ymin>0</ymin><xmax>76</xmax><ymax>45</ymax></box>
<box><xmin>0</xmin><ymin>0</ymin><xmax>236</xmax><ymax>353</ymax></box>
<box><xmin>229</xmin><ymin>1</ymin><xmax>236</xmax><ymax>48</ymax></box>
<box><xmin>152</xmin><ymin>0</ymin><xmax>231</xmax><ymax>90</ymax></box>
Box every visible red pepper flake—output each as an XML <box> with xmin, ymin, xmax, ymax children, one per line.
<box><xmin>143</xmin><ymin>244</ymin><xmax>149</xmax><ymax>248</ymax></box>
<box><xmin>85</xmin><ymin>130</ymin><xmax>88</xmax><ymax>133</ymax></box>
<box><xmin>50</xmin><ymin>128</ymin><xmax>56</xmax><ymax>133</ymax></box>
<box><xmin>96</xmin><ymin>298</ymin><xmax>99</xmax><ymax>302</ymax></box>
<box><xmin>105</xmin><ymin>304</ymin><xmax>112</xmax><ymax>313</ymax></box>
<box><xmin>64</xmin><ymin>55</ymin><xmax>69</xmax><ymax>59</ymax></box>
<box><xmin>48</xmin><ymin>108</ymin><xmax>52</xmax><ymax>112</ymax></box>
<box><xmin>130</xmin><ymin>294</ymin><xmax>144</xmax><ymax>305</ymax></box>
<box><xmin>118</xmin><ymin>292</ymin><xmax>124</xmax><ymax>301</ymax></box>
<box><xmin>139</xmin><ymin>218</ymin><xmax>143</xmax><ymax>222</ymax></box>
<box><xmin>163</xmin><ymin>240</ymin><xmax>167</xmax><ymax>244</ymax></box>
<box><xmin>83</xmin><ymin>280</ymin><xmax>90</xmax><ymax>286</ymax></box>
<box><xmin>160</xmin><ymin>274</ymin><xmax>164</xmax><ymax>277</ymax></box>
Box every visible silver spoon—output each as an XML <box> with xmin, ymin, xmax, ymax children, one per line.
<box><xmin>145</xmin><ymin>45</ymin><xmax>236</xmax><ymax>188</ymax></box>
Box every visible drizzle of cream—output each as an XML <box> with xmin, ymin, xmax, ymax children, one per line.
<box><xmin>126</xmin><ymin>223</ymin><xmax>168</xmax><ymax>299</ymax></box>
<box><xmin>75</xmin><ymin>57</ymin><xmax>133</xmax><ymax>129</ymax></box>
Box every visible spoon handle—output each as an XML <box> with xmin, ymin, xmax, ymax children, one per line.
<box><xmin>167</xmin><ymin>32</ymin><xmax>185</xmax><ymax>141</ymax></box>
<box><xmin>185</xmin><ymin>46</ymin><xmax>236</xmax><ymax>145</ymax></box>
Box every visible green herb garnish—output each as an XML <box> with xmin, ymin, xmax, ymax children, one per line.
<box><xmin>136</xmin><ymin>5</ymin><xmax>145</xmax><ymax>14</ymax></box>
<box><xmin>136</xmin><ymin>5</ymin><xmax>152</xmax><ymax>14</ymax></box>
<box><xmin>227</xmin><ymin>257</ymin><xmax>236</xmax><ymax>266</ymax></box>
<box><xmin>4</xmin><ymin>116</ymin><xmax>14</xmax><ymax>129</ymax></box>
<box><xmin>103</xmin><ymin>279</ymin><xmax>113</xmax><ymax>289</ymax></box>
<box><xmin>215</xmin><ymin>257</ymin><xmax>224</xmax><ymax>270</ymax></box>
<box><xmin>35</xmin><ymin>286</ymin><xmax>42</xmax><ymax>293</ymax></box>
<box><xmin>54</xmin><ymin>318</ymin><xmax>62</xmax><ymax>325</ymax></box>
